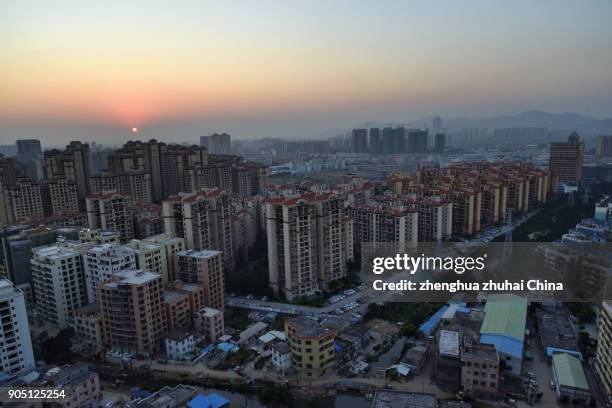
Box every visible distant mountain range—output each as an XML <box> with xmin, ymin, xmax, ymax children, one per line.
<box><xmin>405</xmin><ymin>110</ymin><xmax>612</xmax><ymax>134</ymax></box>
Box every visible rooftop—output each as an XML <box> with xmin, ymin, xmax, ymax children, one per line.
<box><xmin>271</xmin><ymin>341</ymin><xmax>290</xmax><ymax>354</ymax></box>
<box><xmin>165</xmin><ymin>330</ymin><xmax>193</xmax><ymax>342</ymax></box>
<box><xmin>104</xmin><ymin>270</ymin><xmax>161</xmax><ymax>287</ymax></box>
<box><xmin>439</xmin><ymin>330</ymin><xmax>460</xmax><ymax>357</ymax></box>
<box><xmin>536</xmin><ymin>306</ymin><xmax>578</xmax><ymax>351</ymax></box>
<box><xmin>130</xmin><ymin>384</ymin><xmax>197</xmax><ymax>407</ymax></box>
<box><xmin>176</xmin><ymin>249</ymin><xmax>222</xmax><ymax>259</ymax></box>
<box><xmin>196</xmin><ymin>307</ymin><xmax>221</xmax><ymax>317</ymax></box>
<box><xmin>480</xmin><ymin>294</ymin><xmax>527</xmax><ymax>342</ymax></box>
<box><xmin>286</xmin><ymin>316</ymin><xmax>338</xmax><ymax>338</ymax></box>
<box><xmin>553</xmin><ymin>353</ymin><xmax>589</xmax><ymax>391</ymax></box>
<box><xmin>462</xmin><ymin>343</ymin><xmax>499</xmax><ymax>362</ymax></box>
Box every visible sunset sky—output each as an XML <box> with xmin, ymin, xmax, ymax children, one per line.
<box><xmin>1</xmin><ymin>0</ymin><xmax>611</xmax><ymax>145</ymax></box>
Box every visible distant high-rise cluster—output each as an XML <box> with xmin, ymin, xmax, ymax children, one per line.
<box><xmin>388</xmin><ymin>161</ymin><xmax>553</xmax><ymax>235</ymax></box>
<box><xmin>349</xmin><ymin>126</ymin><xmax>438</xmax><ymax>155</ymax></box>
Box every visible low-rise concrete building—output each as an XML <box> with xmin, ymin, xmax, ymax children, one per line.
<box><xmin>194</xmin><ymin>307</ymin><xmax>224</xmax><ymax>343</ymax></box>
<box><xmin>165</xmin><ymin>330</ymin><xmax>196</xmax><ymax>361</ymax></box>
<box><xmin>552</xmin><ymin>353</ymin><xmax>591</xmax><ymax>404</ymax></box>
<box><xmin>71</xmin><ymin>303</ymin><xmax>103</xmax><ymax>356</ymax></box>
<box><xmin>271</xmin><ymin>341</ymin><xmax>292</xmax><ymax>375</ymax></box>
<box><xmin>461</xmin><ymin>343</ymin><xmax>500</xmax><ymax>398</ymax></box>
<box><xmin>42</xmin><ymin>363</ymin><xmax>100</xmax><ymax>408</ymax></box>
<box><xmin>285</xmin><ymin>316</ymin><xmax>338</xmax><ymax>377</ymax></box>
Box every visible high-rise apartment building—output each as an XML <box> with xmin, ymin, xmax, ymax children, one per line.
<box><xmin>0</xmin><ymin>279</ymin><xmax>35</xmax><ymax>376</ymax></box>
<box><xmin>143</xmin><ymin>233</ymin><xmax>187</xmax><ymax>282</ymax></box>
<box><xmin>434</xmin><ymin>133</ymin><xmax>446</xmax><ymax>153</ymax></box>
<box><xmin>595</xmin><ymin>301</ymin><xmax>611</xmax><ymax>402</ymax></box>
<box><xmin>106</xmin><ymin>139</ymin><xmax>208</xmax><ymax>202</ymax></box>
<box><xmin>200</xmin><ymin>133</ymin><xmax>231</xmax><ymax>154</ymax></box>
<box><xmin>414</xmin><ymin>197</ymin><xmax>453</xmax><ymax>242</ymax></box>
<box><xmin>230</xmin><ymin>162</ymin><xmax>270</xmax><ymax>198</ymax></box>
<box><xmin>162</xmin><ymin>189</ymin><xmax>234</xmax><ymax>270</ymax></box>
<box><xmin>352</xmin><ymin>129</ymin><xmax>368</xmax><ymax>153</ymax></box>
<box><xmin>407</xmin><ymin>129</ymin><xmax>428</xmax><ymax>153</ymax></box>
<box><xmin>86</xmin><ymin>192</ymin><xmax>134</xmax><ymax>243</ymax></box>
<box><xmin>15</xmin><ymin>139</ymin><xmax>43</xmax><ymax>181</ymax></box>
<box><xmin>99</xmin><ymin>270</ymin><xmax>166</xmax><ymax>356</ymax></box>
<box><xmin>392</xmin><ymin>126</ymin><xmax>406</xmax><ymax>153</ymax></box>
<box><xmin>597</xmin><ymin>135</ymin><xmax>612</xmax><ymax>158</ymax></box>
<box><xmin>31</xmin><ymin>240</ymin><xmax>92</xmax><ymax>329</ymax></box>
<box><xmin>83</xmin><ymin>243</ymin><xmax>136</xmax><ymax>303</ymax></box>
<box><xmin>382</xmin><ymin>127</ymin><xmax>394</xmax><ymax>154</ymax></box>
<box><xmin>43</xmin><ymin>141</ymin><xmax>91</xmax><ymax>206</ymax></box>
<box><xmin>549</xmin><ymin>132</ymin><xmax>585</xmax><ymax>184</ymax></box>
<box><xmin>174</xmin><ymin>250</ymin><xmax>224</xmax><ymax>310</ymax></box>
<box><xmin>89</xmin><ymin>171</ymin><xmax>152</xmax><ymax>203</ymax></box>
<box><xmin>126</xmin><ymin>239</ymin><xmax>169</xmax><ymax>283</ymax></box>
<box><xmin>266</xmin><ymin>192</ymin><xmax>352</xmax><ymax>300</ymax></box>
<box><xmin>132</xmin><ymin>202</ymin><xmax>164</xmax><ymax>239</ymax></box>
<box><xmin>432</xmin><ymin>116</ymin><xmax>443</xmax><ymax>135</ymax></box>
<box><xmin>0</xmin><ymin>178</ymin><xmax>44</xmax><ymax>224</ymax></box>
<box><xmin>40</xmin><ymin>177</ymin><xmax>80</xmax><ymax>216</ymax></box>
<box><xmin>369</xmin><ymin>128</ymin><xmax>382</xmax><ymax>154</ymax></box>
<box><xmin>1</xmin><ymin>226</ymin><xmax>80</xmax><ymax>285</ymax></box>
<box><xmin>351</xmin><ymin>204</ymin><xmax>418</xmax><ymax>252</ymax></box>
<box><xmin>159</xmin><ymin>144</ymin><xmax>209</xmax><ymax>197</ymax></box>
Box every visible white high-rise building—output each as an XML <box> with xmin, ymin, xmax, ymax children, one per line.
<box><xmin>126</xmin><ymin>239</ymin><xmax>169</xmax><ymax>283</ymax></box>
<box><xmin>0</xmin><ymin>279</ymin><xmax>35</xmax><ymax>376</ymax></box>
<box><xmin>83</xmin><ymin>244</ymin><xmax>136</xmax><ymax>303</ymax></box>
<box><xmin>31</xmin><ymin>240</ymin><xmax>92</xmax><ymax>329</ymax></box>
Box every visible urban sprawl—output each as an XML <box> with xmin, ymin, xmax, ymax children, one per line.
<box><xmin>0</xmin><ymin>126</ymin><xmax>611</xmax><ymax>407</ymax></box>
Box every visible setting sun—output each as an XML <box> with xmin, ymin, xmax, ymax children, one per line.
<box><xmin>131</xmin><ymin>127</ymin><xmax>138</xmax><ymax>133</ymax></box>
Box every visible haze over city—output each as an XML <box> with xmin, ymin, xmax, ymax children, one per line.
<box><xmin>2</xmin><ymin>0</ymin><xmax>612</xmax><ymax>145</ymax></box>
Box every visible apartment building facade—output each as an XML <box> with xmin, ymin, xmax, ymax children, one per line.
<box><xmin>0</xmin><ymin>279</ymin><xmax>35</xmax><ymax>376</ymax></box>
<box><xmin>174</xmin><ymin>250</ymin><xmax>225</xmax><ymax>310</ymax></box>
<box><xmin>99</xmin><ymin>270</ymin><xmax>166</xmax><ymax>356</ymax></box>
<box><xmin>86</xmin><ymin>192</ymin><xmax>135</xmax><ymax>243</ymax></box>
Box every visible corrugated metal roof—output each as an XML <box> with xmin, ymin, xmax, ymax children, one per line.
<box><xmin>419</xmin><ymin>305</ymin><xmax>448</xmax><ymax>336</ymax></box>
<box><xmin>553</xmin><ymin>353</ymin><xmax>589</xmax><ymax>391</ymax></box>
<box><xmin>480</xmin><ymin>294</ymin><xmax>527</xmax><ymax>341</ymax></box>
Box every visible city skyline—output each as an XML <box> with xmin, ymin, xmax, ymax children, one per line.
<box><xmin>2</xmin><ymin>0</ymin><xmax>612</xmax><ymax>145</ymax></box>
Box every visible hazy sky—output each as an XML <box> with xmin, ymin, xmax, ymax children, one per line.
<box><xmin>2</xmin><ymin>0</ymin><xmax>611</xmax><ymax>146</ymax></box>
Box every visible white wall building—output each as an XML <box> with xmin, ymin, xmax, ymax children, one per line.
<box><xmin>126</xmin><ymin>239</ymin><xmax>170</xmax><ymax>283</ymax></box>
<box><xmin>271</xmin><ymin>341</ymin><xmax>292</xmax><ymax>374</ymax></box>
<box><xmin>0</xmin><ymin>279</ymin><xmax>35</xmax><ymax>376</ymax></box>
<box><xmin>31</xmin><ymin>240</ymin><xmax>92</xmax><ymax>329</ymax></box>
<box><xmin>83</xmin><ymin>244</ymin><xmax>136</xmax><ymax>303</ymax></box>
<box><xmin>165</xmin><ymin>331</ymin><xmax>195</xmax><ymax>361</ymax></box>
